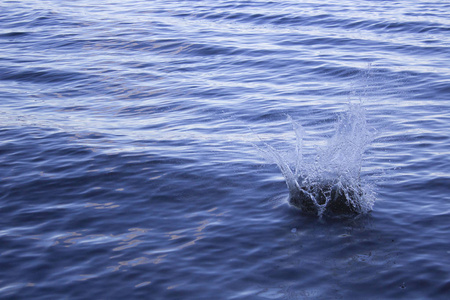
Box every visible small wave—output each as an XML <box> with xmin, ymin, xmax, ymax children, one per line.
<box><xmin>0</xmin><ymin>32</ymin><xmax>29</xmax><ymax>38</ymax></box>
<box><xmin>0</xmin><ymin>66</ymin><xmax>88</xmax><ymax>84</ymax></box>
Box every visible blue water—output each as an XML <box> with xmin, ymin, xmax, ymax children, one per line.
<box><xmin>1</xmin><ymin>0</ymin><xmax>449</xmax><ymax>299</ymax></box>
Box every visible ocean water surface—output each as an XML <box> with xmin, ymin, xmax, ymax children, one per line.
<box><xmin>1</xmin><ymin>0</ymin><xmax>449</xmax><ymax>299</ymax></box>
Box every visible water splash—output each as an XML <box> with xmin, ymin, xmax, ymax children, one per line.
<box><xmin>259</xmin><ymin>103</ymin><xmax>376</xmax><ymax>216</ymax></box>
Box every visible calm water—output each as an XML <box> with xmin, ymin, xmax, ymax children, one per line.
<box><xmin>1</xmin><ymin>0</ymin><xmax>449</xmax><ymax>299</ymax></box>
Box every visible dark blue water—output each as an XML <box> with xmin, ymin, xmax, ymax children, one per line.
<box><xmin>1</xmin><ymin>0</ymin><xmax>449</xmax><ymax>299</ymax></box>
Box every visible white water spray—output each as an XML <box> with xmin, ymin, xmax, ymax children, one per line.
<box><xmin>260</xmin><ymin>103</ymin><xmax>376</xmax><ymax>216</ymax></box>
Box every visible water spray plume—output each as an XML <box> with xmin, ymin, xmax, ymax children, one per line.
<box><xmin>261</xmin><ymin>103</ymin><xmax>376</xmax><ymax>217</ymax></box>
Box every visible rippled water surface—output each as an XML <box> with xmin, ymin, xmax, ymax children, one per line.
<box><xmin>1</xmin><ymin>0</ymin><xmax>449</xmax><ymax>299</ymax></box>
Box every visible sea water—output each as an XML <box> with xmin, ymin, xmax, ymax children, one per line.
<box><xmin>1</xmin><ymin>0</ymin><xmax>449</xmax><ymax>299</ymax></box>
